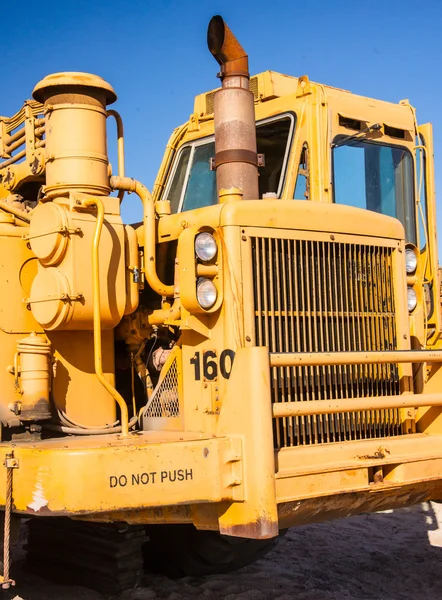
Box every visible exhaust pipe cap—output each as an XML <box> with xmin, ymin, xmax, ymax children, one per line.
<box><xmin>207</xmin><ymin>16</ymin><xmax>248</xmax><ymax>77</ymax></box>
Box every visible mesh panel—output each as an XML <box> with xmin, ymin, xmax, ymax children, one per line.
<box><xmin>205</xmin><ymin>77</ymin><xmax>259</xmax><ymax>114</ymax></box>
<box><xmin>145</xmin><ymin>358</ymin><xmax>180</xmax><ymax>418</ymax></box>
<box><xmin>249</xmin><ymin>76</ymin><xmax>259</xmax><ymax>99</ymax></box>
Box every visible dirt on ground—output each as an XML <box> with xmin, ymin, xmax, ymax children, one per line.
<box><xmin>5</xmin><ymin>502</ymin><xmax>442</xmax><ymax>600</ymax></box>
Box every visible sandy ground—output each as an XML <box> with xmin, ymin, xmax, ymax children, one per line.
<box><xmin>5</xmin><ymin>502</ymin><xmax>442</xmax><ymax>600</ymax></box>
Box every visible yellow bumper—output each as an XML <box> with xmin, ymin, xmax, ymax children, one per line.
<box><xmin>0</xmin><ymin>432</ymin><xmax>240</xmax><ymax>515</ymax></box>
<box><xmin>1</xmin><ymin>347</ymin><xmax>442</xmax><ymax>540</ymax></box>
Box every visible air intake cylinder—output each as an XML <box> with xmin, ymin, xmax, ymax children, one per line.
<box><xmin>32</xmin><ymin>73</ymin><xmax>117</xmax><ymax>199</ymax></box>
<box><xmin>207</xmin><ymin>16</ymin><xmax>259</xmax><ymax>200</ymax></box>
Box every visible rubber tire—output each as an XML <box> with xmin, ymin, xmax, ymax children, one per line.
<box><xmin>143</xmin><ymin>524</ymin><xmax>281</xmax><ymax>577</ymax></box>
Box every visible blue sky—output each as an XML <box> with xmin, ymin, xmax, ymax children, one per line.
<box><xmin>3</xmin><ymin>0</ymin><xmax>442</xmax><ymax>249</ymax></box>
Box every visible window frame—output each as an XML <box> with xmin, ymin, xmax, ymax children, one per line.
<box><xmin>162</xmin><ymin>112</ymin><xmax>296</xmax><ymax>213</ymax></box>
<box><xmin>331</xmin><ymin>136</ymin><xmax>416</xmax><ymax>243</ymax></box>
<box><xmin>416</xmin><ymin>133</ymin><xmax>428</xmax><ymax>253</ymax></box>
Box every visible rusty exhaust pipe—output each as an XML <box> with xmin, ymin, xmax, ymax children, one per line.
<box><xmin>207</xmin><ymin>16</ymin><xmax>259</xmax><ymax>200</ymax></box>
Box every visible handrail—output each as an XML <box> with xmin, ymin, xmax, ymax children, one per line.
<box><xmin>269</xmin><ymin>350</ymin><xmax>442</xmax><ymax>368</ymax></box>
<box><xmin>81</xmin><ymin>196</ymin><xmax>130</xmax><ymax>437</ymax></box>
<box><xmin>272</xmin><ymin>393</ymin><xmax>442</xmax><ymax>418</ymax></box>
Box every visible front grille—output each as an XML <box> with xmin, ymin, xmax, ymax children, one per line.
<box><xmin>250</xmin><ymin>237</ymin><xmax>401</xmax><ymax>448</ymax></box>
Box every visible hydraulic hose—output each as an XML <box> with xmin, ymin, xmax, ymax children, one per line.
<box><xmin>106</xmin><ymin>110</ymin><xmax>125</xmax><ymax>202</ymax></box>
<box><xmin>81</xmin><ymin>196</ymin><xmax>130</xmax><ymax>437</ymax></box>
<box><xmin>44</xmin><ymin>416</ymin><xmax>138</xmax><ymax>436</ymax></box>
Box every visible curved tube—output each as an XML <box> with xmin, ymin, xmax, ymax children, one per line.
<box><xmin>207</xmin><ymin>15</ymin><xmax>249</xmax><ymax>78</ymax></box>
<box><xmin>109</xmin><ymin>176</ymin><xmax>174</xmax><ymax>297</ymax></box>
<box><xmin>56</xmin><ymin>404</ymin><xmax>119</xmax><ymax>429</ymax></box>
<box><xmin>82</xmin><ymin>196</ymin><xmax>130</xmax><ymax>437</ymax></box>
<box><xmin>44</xmin><ymin>416</ymin><xmax>138</xmax><ymax>436</ymax></box>
<box><xmin>107</xmin><ymin>110</ymin><xmax>125</xmax><ymax>202</ymax></box>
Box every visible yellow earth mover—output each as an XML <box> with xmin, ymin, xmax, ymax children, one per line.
<box><xmin>0</xmin><ymin>14</ymin><xmax>441</xmax><ymax>592</ymax></box>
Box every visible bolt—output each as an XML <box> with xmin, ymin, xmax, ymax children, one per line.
<box><xmin>203</xmin><ymin>447</ymin><xmax>209</xmax><ymax>458</ymax></box>
<box><xmin>242</xmin><ymin>235</ymin><xmax>247</xmax><ymax>241</ymax></box>
<box><xmin>246</xmin><ymin>335</ymin><xmax>252</xmax><ymax>342</ymax></box>
<box><xmin>330</xmin><ymin>235</ymin><xmax>335</xmax><ymax>241</ymax></box>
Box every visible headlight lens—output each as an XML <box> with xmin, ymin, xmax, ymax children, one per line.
<box><xmin>196</xmin><ymin>278</ymin><xmax>217</xmax><ymax>309</ymax></box>
<box><xmin>405</xmin><ymin>248</ymin><xmax>418</xmax><ymax>274</ymax></box>
<box><xmin>195</xmin><ymin>232</ymin><xmax>217</xmax><ymax>262</ymax></box>
<box><xmin>407</xmin><ymin>287</ymin><xmax>417</xmax><ymax>312</ymax></box>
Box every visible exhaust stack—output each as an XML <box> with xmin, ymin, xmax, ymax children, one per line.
<box><xmin>207</xmin><ymin>16</ymin><xmax>259</xmax><ymax>200</ymax></box>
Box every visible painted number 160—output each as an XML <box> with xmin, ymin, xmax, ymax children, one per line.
<box><xmin>190</xmin><ymin>350</ymin><xmax>235</xmax><ymax>381</ymax></box>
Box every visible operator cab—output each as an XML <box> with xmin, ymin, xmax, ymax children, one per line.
<box><xmin>159</xmin><ymin>70</ymin><xmax>426</xmax><ymax>252</ymax></box>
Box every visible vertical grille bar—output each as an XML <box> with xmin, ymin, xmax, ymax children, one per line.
<box><xmin>250</xmin><ymin>235</ymin><xmax>401</xmax><ymax>449</ymax></box>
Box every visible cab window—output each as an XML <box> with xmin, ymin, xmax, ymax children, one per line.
<box><xmin>333</xmin><ymin>140</ymin><xmax>416</xmax><ymax>244</ymax></box>
<box><xmin>164</xmin><ymin>114</ymin><xmax>295</xmax><ymax>212</ymax></box>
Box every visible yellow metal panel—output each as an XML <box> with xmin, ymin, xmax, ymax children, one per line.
<box><xmin>275</xmin><ymin>434</ymin><xmax>442</xmax><ymax>479</ymax></box>
<box><xmin>384</xmin><ymin>458</ymin><xmax>442</xmax><ymax>483</ymax></box>
<box><xmin>0</xmin><ymin>434</ymin><xmax>237</xmax><ymax>514</ymax></box>
<box><xmin>216</xmin><ymin>346</ymin><xmax>278</xmax><ymax>539</ymax></box>
<box><xmin>0</xmin><ymin>234</ymin><xmax>41</xmax><ymax>334</ymax></box>
<box><xmin>276</xmin><ymin>468</ymin><xmax>369</xmax><ymax>502</ymax></box>
<box><xmin>219</xmin><ymin>201</ymin><xmax>405</xmax><ymax>240</ymax></box>
<box><xmin>48</xmin><ymin>329</ymin><xmax>117</xmax><ymax>427</ymax></box>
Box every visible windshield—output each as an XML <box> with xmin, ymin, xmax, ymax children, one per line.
<box><xmin>333</xmin><ymin>140</ymin><xmax>416</xmax><ymax>244</ymax></box>
<box><xmin>165</xmin><ymin>114</ymin><xmax>294</xmax><ymax>213</ymax></box>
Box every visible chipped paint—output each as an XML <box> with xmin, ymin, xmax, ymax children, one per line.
<box><xmin>27</xmin><ymin>480</ymin><xmax>48</xmax><ymax>513</ymax></box>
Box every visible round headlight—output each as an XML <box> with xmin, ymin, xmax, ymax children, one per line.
<box><xmin>195</xmin><ymin>232</ymin><xmax>217</xmax><ymax>262</ymax></box>
<box><xmin>407</xmin><ymin>287</ymin><xmax>417</xmax><ymax>312</ymax></box>
<box><xmin>196</xmin><ymin>278</ymin><xmax>217</xmax><ymax>309</ymax></box>
<box><xmin>405</xmin><ymin>248</ymin><xmax>418</xmax><ymax>274</ymax></box>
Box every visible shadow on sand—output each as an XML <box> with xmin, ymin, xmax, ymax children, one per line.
<box><xmin>5</xmin><ymin>502</ymin><xmax>442</xmax><ymax>600</ymax></box>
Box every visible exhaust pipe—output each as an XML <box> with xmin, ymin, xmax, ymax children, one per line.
<box><xmin>207</xmin><ymin>16</ymin><xmax>259</xmax><ymax>200</ymax></box>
